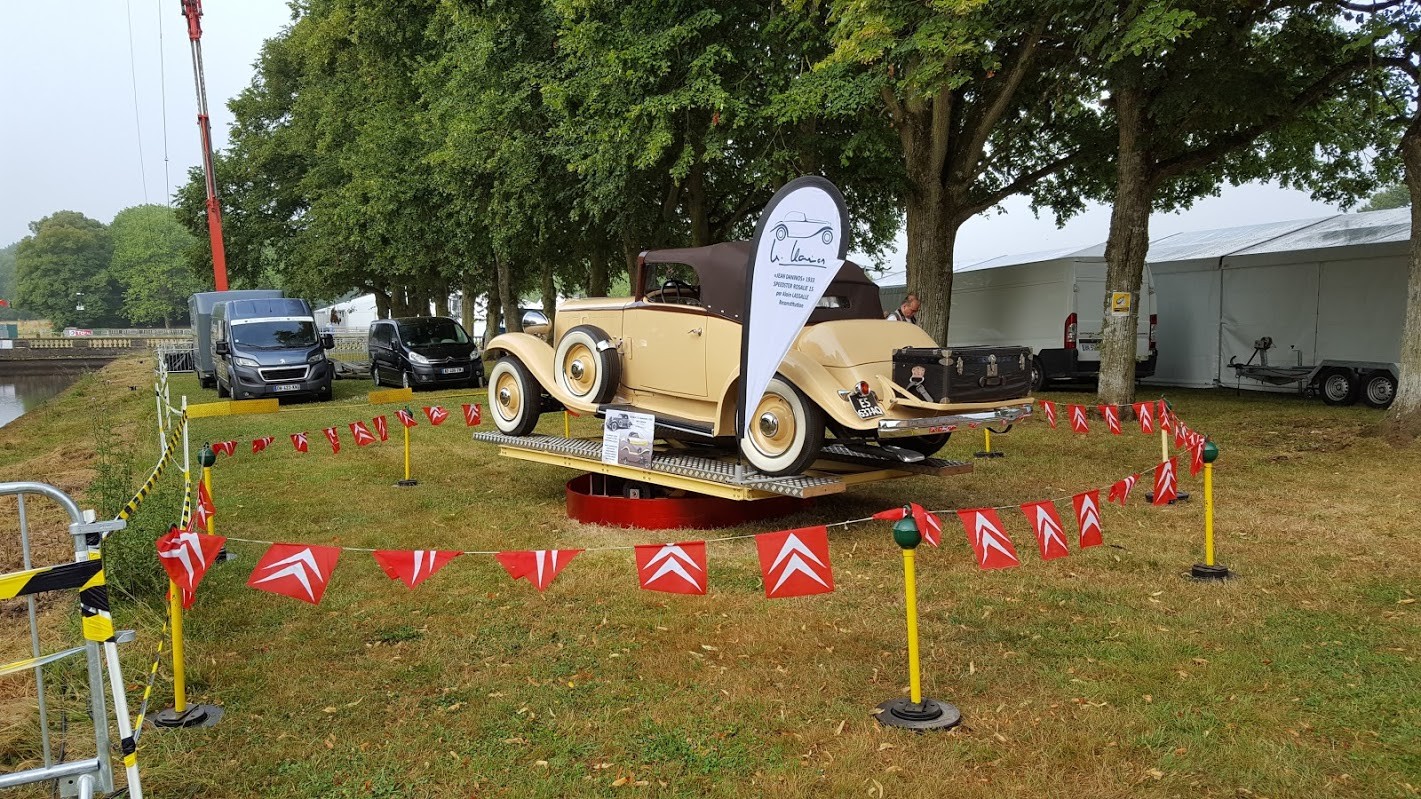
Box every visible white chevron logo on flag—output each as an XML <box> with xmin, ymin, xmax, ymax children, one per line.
<box><xmin>1033</xmin><ymin>505</ymin><xmax>1067</xmax><ymax>553</ymax></box>
<box><xmin>970</xmin><ymin>512</ymin><xmax>1016</xmax><ymax>566</ymax></box>
<box><xmin>410</xmin><ymin>550</ymin><xmax>437</xmax><ymax>582</ymax></box>
<box><xmin>640</xmin><ymin>545</ymin><xmax>704</xmax><ymax>591</ymax></box>
<box><xmin>768</xmin><ymin>534</ymin><xmax>829</xmax><ymax>593</ymax></box>
<box><xmin>1071</xmin><ymin>405</ymin><xmax>1087</xmax><ymax>427</ymax></box>
<box><xmin>534</xmin><ymin>550</ymin><xmax>560</xmax><ymax>587</ymax></box>
<box><xmin>252</xmin><ymin>548</ymin><xmax>325</xmax><ymax>601</ymax></box>
<box><xmin>159</xmin><ymin>530</ymin><xmax>208</xmax><ymax>583</ymax></box>
<box><xmin>1078</xmin><ymin>494</ymin><xmax>1101</xmax><ymax>530</ymax></box>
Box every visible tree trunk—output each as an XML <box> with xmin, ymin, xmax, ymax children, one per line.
<box><xmin>686</xmin><ymin>158</ymin><xmax>712</xmax><ymax>247</ymax></box>
<box><xmin>623</xmin><ymin>230</ymin><xmax>641</xmax><ymax>293</ymax></box>
<box><xmin>1097</xmin><ymin>86</ymin><xmax>1153</xmax><ymax>407</ymax></box>
<box><xmin>435</xmin><ymin>283</ymin><xmax>451</xmax><ymax>317</ymax></box>
<box><xmin>373</xmin><ymin>288</ymin><xmax>391</xmax><ymax>320</ymax></box>
<box><xmin>901</xmin><ymin>107</ymin><xmax>954</xmax><ymax>345</ymax></box>
<box><xmin>460</xmin><ymin>275</ymin><xmax>477</xmax><ymax>335</ymax></box>
<box><xmin>1388</xmin><ymin>112</ymin><xmax>1421</xmax><ymax>431</ymax></box>
<box><xmin>484</xmin><ymin>270</ymin><xmax>502</xmax><ymax>347</ymax></box>
<box><xmin>588</xmin><ymin>256</ymin><xmax>609</xmax><ymax>298</ymax></box>
<box><xmin>541</xmin><ymin>261</ymin><xmax>556</xmax><ymax>328</ymax></box>
<box><xmin>496</xmin><ymin>254</ymin><xmax>521</xmax><ymax>334</ymax></box>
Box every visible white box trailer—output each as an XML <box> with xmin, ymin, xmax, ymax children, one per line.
<box><xmin>880</xmin><ymin>247</ymin><xmax>1157</xmax><ymax>391</ymax></box>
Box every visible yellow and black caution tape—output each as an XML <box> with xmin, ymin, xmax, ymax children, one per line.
<box><xmin>116</xmin><ymin>420</ymin><xmax>186</xmax><ymax>522</ymax></box>
<box><xmin>0</xmin><ymin>645</ymin><xmax>86</xmax><ymax>678</ymax></box>
<box><xmin>130</xmin><ymin>612</ymin><xmax>170</xmax><ymax>744</ymax></box>
<box><xmin>78</xmin><ymin>552</ymin><xmax>116</xmax><ymax>643</ymax></box>
<box><xmin>0</xmin><ymin>559</ymin><xmax>103</xmax><ymax>601</ymax></box>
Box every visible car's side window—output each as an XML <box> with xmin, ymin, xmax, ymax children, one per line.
<box><xmin>644</xmin><ymin>262</ymin><xmax>702</xmax><ymax>306</ymax></box>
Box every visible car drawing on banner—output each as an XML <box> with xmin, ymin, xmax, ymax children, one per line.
<box><xmin>484</xmin><ymin>241</ymin><xmax>1033</xmax><ymax>477</ymax></box>
<box><xmin>773</xmin><ymin>212</ymin><xmax>834</xmax><ymax>245</ymax></box>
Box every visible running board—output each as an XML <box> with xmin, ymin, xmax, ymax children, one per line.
<box><xmin>595</xmin><ymin>404</ymin><xmax>715</xmax><ymax>437</ymax></box>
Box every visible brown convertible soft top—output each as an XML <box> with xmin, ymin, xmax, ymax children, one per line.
<box><xmin>640</xmin><ymin>240</ymin><xmax>884</xmax><ymax>324</ymax></box>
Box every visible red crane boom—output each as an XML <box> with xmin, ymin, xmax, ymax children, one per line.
<box><xmin>181</xmin><ymin>0</ymin><xmax>229</xmax><ymax>291</ymax></box>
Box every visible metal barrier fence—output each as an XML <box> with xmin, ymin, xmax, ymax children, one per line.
<box><xmin>9</xmin><ymin>337</ymin><xmax>192</xmax><ymax>350</ymax></box>
<box><xmin>153</xmin><ymin>335</ymin><xmax>370</xmax><ymax>375</ymax></box>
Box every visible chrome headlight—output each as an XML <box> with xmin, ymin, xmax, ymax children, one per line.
<box><xmin>233</xmin><ymin>357</ymin><xmax>259</xmax><ymax>368</ymax></box>
<box><xmin>408</xmin><ymin>352</ymin><xmax>431</xmax><ymax>365</ymax></box>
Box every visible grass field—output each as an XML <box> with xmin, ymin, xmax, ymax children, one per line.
<box><xmin>1</xmin><ymin>355</ymin><xmax>1418</xmax><ymax>798</ymax></box>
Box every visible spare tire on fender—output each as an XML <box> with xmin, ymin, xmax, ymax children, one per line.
<box><xmin>554</xmin><ymin>325</ymin><xmax>621</xmax><ymax>405</ymax></box>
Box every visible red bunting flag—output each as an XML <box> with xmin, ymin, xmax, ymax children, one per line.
<box><xmin>212</xmin><ymin>440</ymin><xmax>237</xmax><ymax>457</ymax></box>
<box><xmin>495</xmin><ymin>549</ymin><xmax>581</xmax><ymax>591</ymax></box>
<box><xmin>323</xmin><ymin>426</ymin><xmax>341</xmax><ymax>454</ymax></box>
<box><xmin>247</xmin><ymin>543</ymin><xmax>341</xmax><ymax>605</ymax></box>
<box><xmin>396</xmin><ymin>408</ymin><xmax>418</xmax><ymax>428</ymax></box>
<box><xmin>957</xmin><ymin>508</ymin><xmax>1021</xmax><ymax>570</ymax></box>
<box><xmin>1108</xmin><ymin>473</ymin><xmax>1140</xmax><ymax>506</ymax></box>
<box><xmin>463</xmin><ymin>403</ymin><xmax>482</xmax><ymax>427</ymax></box>
<box><xmin>1133</xmin><ymin>402</ymin><xmax>1155</xmax><ymax>434</ymax></box>
<box><xmin>1153</xmin><ymin>457</ymin><xmax>1178</xmax><ymax>505</ymax></box>
<box><xmin>1157</xmin><ymin>399</ymin><xmax>1168</xmax><ymax>419</ymax></box>
<box><xmin>1099</xmin><ymin>404</ymin><xmax>1122</xmax><ymax>435</ymax></box>
<box><xmin>424</xmin><ymin>405</ymin><xmax>449</xmax><ymax>426</ymax></box>
<box><xmin>197</xmin><ymin>479</ymin><xmax>215</xmax><ymax>518</ymax></box>
<box><xmin>290</xmin><ymin>432</ymin><xmax>309</xmax><ymax>453</ymax></box>
<box><xmin>1069</xmin><ymin>404</ymin><xmax>1089</xmax><ymax>433</ymax></box>
<box><xmin>634</xmin><ymin>542</ymin><xmax>708</xmax><ymax>595</ymax></box>
<box><xmin>373</xmin><ymin>415</ymin><xmax>389</xmax><ymax>442</ymax></box>
<box><xmin>1072</xmin><ymin>490</ymin><xmax>1103</xmax><ymax>548</ymax></box>
<box><xmin>1041</xmin><ymin>400</ymin><xmax>1057</xmax><ymax>429</ymax></box>
<box><xmin>1020</xmin><ymin>501</ymin><xmax>1070</xmax><ymax>561</ymax></box>
<box><xmin>191</xmin><ymin>494</ymin><xmax>211</xmax><ymax>532</ymax></box>
<box><xmin>350</xmin><ymin>420</ymin><xmax>377</xmax><ymax>447</ymax></box>
<box><xmin>1190</xmin><ymin>439</ymin><xmax>1205</xmax><ymax>476</ymax></box>
<box><xmin>871</xmin><ymin>503</ymin><xmax>942</xmax><ymax>547</ymax></box>
<box><xmin>1174</xmin><ymin>420</ymin><xmax>1188</xmax><ymax>450</ymax></box>
<box><xmin>755</xmin><ymin>526</ymin><xmax>834</xmax><ymax>598</ymax></box>
<box><xmin>372</xmin><ymin>550</ymin><xmax>461</xmax><ymax>589</ymax></box>
<box><xmin>157</xmin><ymin>525</ymin><xmax>226</xmax><ymax>609</ymax></box>
<box><xmin>251</xmin><ymin>435</ymin><xmax>275</xmax><ymax>454</ymax></box>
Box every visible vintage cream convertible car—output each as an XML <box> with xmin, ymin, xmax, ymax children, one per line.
<box><xmin>485</xmin><ymin>242</ymin><xmax>1032</xmax><ymax>476</ymax></box>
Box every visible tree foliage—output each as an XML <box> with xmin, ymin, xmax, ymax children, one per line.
<box><xmin>1361</xmin><ymin>184</ymin><xmax>1412</xmax><ymax>211</ymax></box>
<box><xmin>15</xmin><ymin>211</ymin><xmax>120</xmax><ymax>329</ymax></box>
<box><xmin>109</xmin><ymin>205</ymin><xmax>203</xmax><ymax>328</ymax></box>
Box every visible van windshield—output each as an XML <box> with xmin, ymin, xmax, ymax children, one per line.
<box><xmin>231</xmin><ymin>319</ymin><xmax>317</xmax><ymax>349</ymax></box>
<box><xmin>399</xmin><ymin>318</ymin><xmax>469</xmax><ymax>347</ymax></box>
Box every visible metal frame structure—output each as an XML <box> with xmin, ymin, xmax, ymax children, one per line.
<box><xmin>0</xmin><ymin>482</ymin><xmax>135</xmax><ymax>798</ymax></box>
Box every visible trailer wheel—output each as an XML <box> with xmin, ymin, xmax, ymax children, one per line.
<box><xmin>1029</xmin><ymin>356</ymin><xmax>1045</xmax><ymax>394</ymax></box>
<box><xmin>1361</xmin><ymin>372</ymin><xmax>1397</xmax><ymax>409</ymax></box>
<box><xmin>1319</xmin><ymin>368</ymin><xmax>1358</xmax><ymax>406</ymax></box>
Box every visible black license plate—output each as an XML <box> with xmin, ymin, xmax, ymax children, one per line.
<box><xmin>850</xmin><ymin>392</ymin><xmax>884</xmax><ymax>419</ymax></box>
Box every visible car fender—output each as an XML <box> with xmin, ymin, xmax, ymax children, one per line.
<box><xmin>713</xmin><ymin>351</ymin><xmax>874</xmax><ymax>435</ymax></box>
<box><xmin>486</xmin><ymin>333</ymin><xmax>598</xmax><ymax>414</ymax></box>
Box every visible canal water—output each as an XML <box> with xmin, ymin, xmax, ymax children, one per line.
<box><xmin>0</xmin><ymin>373</ymin><xmax>83</xmax><ymax>429</ymax></box>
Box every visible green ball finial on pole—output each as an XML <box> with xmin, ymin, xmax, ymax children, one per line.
<box><xmin>198</xmin><ymin>443</ymin><xmax>216</xmax><ymax>469</ymax></box>
<box><xmin>892</xmin><ymin>506</ymin><xmax>921</xmax><ymax>550</ymax></box>
<box><xmin>1202</xmin><ymin>440</ymin><xmax>1219</xmax><ymax>463</ymax></box>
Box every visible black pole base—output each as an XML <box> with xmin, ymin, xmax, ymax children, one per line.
<box><xmin>875</xmin><ymin>697</ymin><xmax>962</xmax><ymax>731</ymax></box>
<box><xmin>1144</xmin><ymin>490</ymin><xmax>1192</xmax><ymax>505</ymax></box>
<box><xmin>154</xmin><ymin>703</ymin><xmax>223</xmax><ymax>729</ymax></box>
<box><xmin>1190</xmin><ymin>563</ymin><xmax>1232</xmax><ymax>581</ymax></box>
<box><xmin>396</xmin><ymin>479</ymin><xmax>419</xmax><ymax>487</ymax></box>
<box><xmin>216</xmin><ymin>548</ymin><xmax>235</xmax><ymax>563</ymax></box>
<box><xmin>973</xmin><ymin>451</ymin><xmax>1005</xmax><ymax>459</ymax></box>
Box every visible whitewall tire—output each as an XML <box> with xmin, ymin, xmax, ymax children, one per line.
<box><xmin>554</xmin><ymin>325</ymin><xmax>620</xmax><ymax>405</ymax></box>
<box><xmin>739</xmin><ymin>376</ymin><xmax>825</xmax><ymax>477</ymax></box>
<box><xmin>489</xmin><ymin>357</ymin><xmax>543</xmax><ymax>436</ymax></box>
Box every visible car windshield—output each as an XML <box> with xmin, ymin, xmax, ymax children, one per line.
<box><xmin>399</xmin><ymin>318</ymin><xmax>469</xmax><ymax>347</ymax></box>
<box><xmin>231</xmin><ymin>320</ymin><xmax>317</xmax><ymax>349</ymax></box>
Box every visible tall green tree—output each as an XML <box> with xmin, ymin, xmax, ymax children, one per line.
<box><xmin>15</xmin><ymin>211</ymin><xmax>121</xmax><ymax>329</ymax></box>
<box><xmin>0</xmin><ymin>242</ymin><xmax>24</xmax><ymax>321</ymax></box>
<box><xmin>109</xmin><ymin>205</ymin><xmax>202</xmax><ymax>328</ymax></box>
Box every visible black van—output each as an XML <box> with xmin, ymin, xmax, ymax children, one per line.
<box><xmin>368</xmin><ymin>317</ymin><xmax>483</xmax><ymax>389</ymax></box>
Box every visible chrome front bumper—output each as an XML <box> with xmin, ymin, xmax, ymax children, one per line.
<box><xmin>878</xmin><ymin>403</ymin><xmax>1033</xmax><ymax>438</ymax></box>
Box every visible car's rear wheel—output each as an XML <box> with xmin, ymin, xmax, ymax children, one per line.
<box><xmin>554</xmin><ymin>325</ymin><xmax>620</xmax><ymax>404</ymax></box>
<box><xmin>894</xmin><ymin>432</ymin><xmax>951</xmax><ymax>458</ymax></box>
<box><xmin>489</xmin><ymin>356</ymin><xmax>542</xmax><ymax>436</ymax></box>
<box><xmin>740</xmin><ymin>376</ymin><xmax>825</xmax><ymax>477</ymax></box>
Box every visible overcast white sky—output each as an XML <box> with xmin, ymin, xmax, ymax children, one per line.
<box><xmin>1</xmin><ymin>1</ymin><xmax>1347</xmax><ymax>269</ymax></box>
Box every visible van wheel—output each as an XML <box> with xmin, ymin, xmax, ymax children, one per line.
<box><xmin>1362</xmin><ymin>372</ymin><xmax>1397</xmax><ymax>409</ymax></box>
<box><xmin>371</xmin><ymin>365</ymin><xmax>382</xmax><ymax>387</ymax></box>
<box><xmin>1030</xmin><ymin>356</ymin><xmax>1045</xmax><ymax>394</ymax></box>
<box><xmin>216</xmin><ymin>379</ymin><xmax>229</xmax><ymax>399</ymax></box>
<box><xmin>489</xmin><ymin>357</ymin><xmax>543</xmax><ymax>436</ymax></box>
<box><xmin>740</xmin><ymin>376</ymin><xmax>825</xmax><ymax>477</ymax></box>
<box><xmin>554</xmin><ymin>325</ymin><xmax>620</xmax><ymax>404</ymax></box>
<box><xmin>1319</xmin><ymin>368</ymin><xmax>1358</xmax><ymax>406</ymax></box>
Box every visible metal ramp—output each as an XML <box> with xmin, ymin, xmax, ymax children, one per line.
<box><xmin>473</xmin><ymin>433</ymin><xmax>972</xmax><ymax>501</ymax></box>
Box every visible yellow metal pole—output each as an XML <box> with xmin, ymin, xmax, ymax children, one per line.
<box><xmin>403</xmin><ymin>425</ymin><xmax>412</xmax><ymax>481</ymax></box>
<box><xmin>1204</xmin><ymin>462</ymin><xmax>1215</xmax><ymax>567</ymax></box>
<box><xmin>563</xmin><ymin>411</ymin><xmax>570</xmax><ymax>438</ymax></box>
<box><xmin>202</xmin><ymin>465</ymin><xmax>215</xmax><ymax>537</ymax></box>
<box><xmin>168</xmin><ymin>580</ymin><xmax>187</xmax><ymax>714</ymax></box>
<box><xmin>903</xmin><ymin>548</ymin><xmax>922</xmax><ymax>705</ymax></box>
<box><xmin>983</xmin><ymin>428</ymin><xmax>992</xmax><ymax>454</ymax></box>
<box><xmin>1160</xmin><ymin>422</ymin><xmax>1169</xmax><ymax>464</ymax></box>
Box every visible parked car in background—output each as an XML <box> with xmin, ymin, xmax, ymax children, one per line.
<box><xmin>211</xmin><ymin>297</ymin><xmax>334</xmax><ymax>401</ymax></box>
<box><xmin>369</xmin><ymin>316</ymin><xmax>484</xmax><ymax>389</ymax></box>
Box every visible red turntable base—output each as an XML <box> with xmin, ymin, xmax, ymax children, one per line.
<box><xmin>565</xmin><ymin>474</ymin><xmax>813</xmax><ymax>530</ymax></box>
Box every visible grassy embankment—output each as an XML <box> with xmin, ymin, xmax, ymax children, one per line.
<box><xmin>1</xmin><ymin>354</ymin><xmax>1419</xmax><ymax>798</ymax></box>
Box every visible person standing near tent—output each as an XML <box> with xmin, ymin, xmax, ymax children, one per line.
<box><xmin>887</xmin><ymin>293</ymin><xmax>921</xmax><ymax>325</ymax></box>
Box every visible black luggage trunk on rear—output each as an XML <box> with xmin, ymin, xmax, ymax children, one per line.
<box><xmin>892</xmin><ymin>346</ymin><xmax>1031</xmax><ymax>404</ymax></box>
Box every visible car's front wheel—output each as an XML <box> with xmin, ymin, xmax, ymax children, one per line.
<box><xmin>740</xmin><ymin>376</ymin><xmax>825</xmax><ymax>477</ymax></box>
<box><xmin>489</xmin><ymin>356</ymin><xmax>543</xmax><ymax>436</ymax></box>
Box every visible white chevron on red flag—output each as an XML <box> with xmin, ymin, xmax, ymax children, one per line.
<box><xmin>1153</xmin><ymin>457</ymin><xmax>1178</xmax><ymax>505</ymax></box>
<box><xmin>1020</xmin><ymin>501</ymin><xmax>1070</xmax><ymax>561</ymax></box>
<box><xmin>396</xmin><ymin>408</ymin><xmax>418</xmax><ymax>428</ymax></box>
<box><xmin>423</xmin><ymin>406</ymin><xmax>449</xmax><ymax>426</ymax></box>
<box><xmin>251</xmin><ymin>435</ymin><xmax>275</xmax><ymax>454</ymax></box>
<box><xmin>1108</xmin><ymin>473</ymin><xmax>1140</xmax><ymax>506</ymax></box>
<box><xmin>1099</xmin><ymin>404</ymin><xmax>1122</xmax><ymax>434</ymax></box>
<box><xmin>372</xmin><ymin>550</ymin><xmax>461</xmax><ymax>589</ymax></box>
<box><xmin>290</xmin><ymin>432</ymin><xmax>309</xmax><ymax>453</ymax></box>
<box><xmin>755</xmin><ymin>527</ymin><xmax>834</xmax><ymax>598</ymax></box>
<box><xmin>1190</xmin><ymin>439</ymin><xmax>1205</xmax><ymax>476</ymax></box>
<box><xmin>157</xmin><ymin>525</ymin><xmax>226</xmax><ymax>609</ymax></box>
<box><xmin>1072</xmin><ymin>490</ymin><xmax>1103</xmax><ymax>548</ymax></box>
<box><xmin>1133</xmin><ymin>402</ymin><xmax>1154</xmax><ymax>434</ymax></box>
<box><xmin>1174</xmin><ymin>420</ymin><xmax>1188</xmax><ymax>449</ymax></box>
<box><xmin>197</xmin><ymin>479</ymin><xmax>215</xmax><ymax>518</ymax></box>
<box><xmin>495</xmin><ymin>549</ymin><xmax>581</xmax><ymax>591</ymax></box>
<box><xmin>635</xmin><ymin>542</ymin><xmax>708</xmax><ymax>595</ymax></box>
<box><xmin>463</xmin><ymin>403</ymin><xmax>482</xmax><ymax>426</ymax></box>
<box><xmin>373</xmin><ymin>415</ymin><xmax>389</xmax><ymax>442</ymax></box>
<box><xmin>956</xmin><ymin>508</ymin><xmax>1021</xmax><ymax>570</ymax></box>
<box><xmin>247</xmin><ymin>543</ymin><xmax>341</xmax><ymax>605</ymax></box>
<box><xmin>1041</xmin><ymin>400</ymin><xmax>1057</xmax><ymax>429</ymax></box>
<box><xmin>1069</xmin><ymin>404</ymin><xmax>1089</xmax><ymax>433</ymax></box>
<box><xmin>212</xmin><ymin>440</ymin><xmax>237</xmax><ymax>457</ymax></box>
<box><xmin>190</xmin><ymin>495</ymin><xmax>211</xmax><ymax>532</ymax></box>
<box><xmin>1157</xmin><ymin>399</ymin><xmax>1168</xmax><ymax>420</ymax></box>
<box><xmin>323</xmin><ymin>427</ymin><xmax>341</xmax><ymax>454</ymax></box>
<box><xmin>350</xmin><ymin>421</ymin><xmax>377</xmax><ymax>446</ymax></box>
<box><xmin>871</xmin><ymin>503</ymin><xmax>942</xmax><ymax>547</ymax></box>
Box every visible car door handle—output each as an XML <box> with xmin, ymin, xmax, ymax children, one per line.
<box><xmin>688</xmin><ymin>328</ymin><xmax>702</xmax><ymax>336</ymax></box>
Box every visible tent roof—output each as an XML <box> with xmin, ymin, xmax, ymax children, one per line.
<box><xmin>1227</xmin><ymin>207</ymin><xmax>1410</xmax><ymax>256</ymax></box>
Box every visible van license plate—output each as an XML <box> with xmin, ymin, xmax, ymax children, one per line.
<box><xmin>440</xmin><ymin>367</ymin><xmax>465</xmax><ymax>375</ymax></box>
<box><xmin>1078</xmin><ymin>342</ymin><xmax>1099</xmax><ymax>352</ymax></box>
<box><xmin>272</xmin><ymin>383</ymin><xmax>300</xmax><ymax>392</ymax></box>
